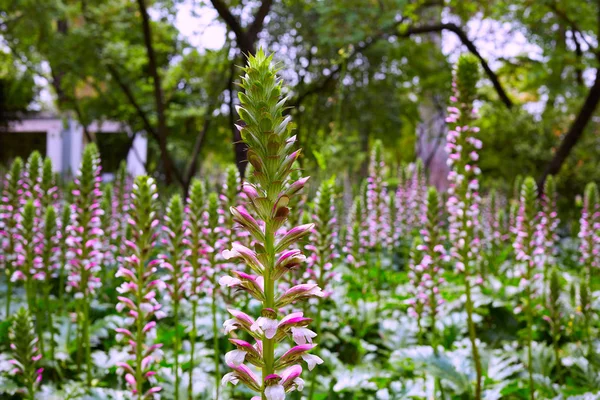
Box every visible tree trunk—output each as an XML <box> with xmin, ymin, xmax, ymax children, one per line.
<box><xmin>136</xmin><ymin>0</ymin><xmax>180</xmax><ymax>186</ymax></box>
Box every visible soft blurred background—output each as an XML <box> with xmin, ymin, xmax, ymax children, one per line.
<box><xmin>0</xmin><ymin>0</ymin><xmax>598</xmax><ymax>205</ymax></box>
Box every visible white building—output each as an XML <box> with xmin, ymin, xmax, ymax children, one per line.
<box><xmin>0</xmin><ymin>114</ymin><xmax>147</xmax><ymax>178</ymax></box>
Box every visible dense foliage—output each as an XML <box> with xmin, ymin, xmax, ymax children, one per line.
<box><xmin>0</xmin><ymin>50</ymin><xmax>599</xmax><ymax>400</ymax></box>
<box><xmin>2</xmin><ymin>0</ymin><xmax>600</xmax><ymax>199</ymax></box>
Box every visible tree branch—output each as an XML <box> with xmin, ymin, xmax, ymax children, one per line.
<box><xmin>291</xmin><ymin>21</ymin><xmax>513</xmax><ymax>109</ymax></box>
<box><xmin>538</xmin><ymin>68</ymin><xmax>600</xmax><ymax>188</ymax></box>
<box><xmin>136</xmin><ymin>0</ymin><xmax>183</xmax><ymax>186</ymax></box>
<box><xmin>400</xmin><ymin>23</ymin><xmax>513</xmax><ymax>108</ymax></box>
<box><xmin>247</xmin><ymin>0</ymin><xmax>273</xmax><ymax>44</ymax></box>
<box><xmin>106</xmin><ymin>64</ymin><xmax>158</xmax><ymax>142</ymax></box>
<box><xmin>209</xmin><ymin>0</ymin><xmax>273</xmax><ymax>55</ymax></box>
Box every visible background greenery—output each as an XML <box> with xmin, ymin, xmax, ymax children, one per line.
<box><xmin>1</xmin><ymin>0</ymin><xmax>599</xmax><ymax>203</ymax></box>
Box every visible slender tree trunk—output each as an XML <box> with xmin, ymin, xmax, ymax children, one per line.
<box><xmin>136</xmin><ymin>0</ymin><xmax>180</xmax><ymax>186</ymax></box>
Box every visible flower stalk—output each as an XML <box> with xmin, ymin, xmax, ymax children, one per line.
<box><xmin>9</xmin><ymin>307</ymin><xmax>43</xmax><ymax>400</ymax></box>
<box><xmin>66</xmin><ymin>144</ymin><xmax>103</xmax><ymax>385</ymax></box>
<box><xmin>514</xmin><ymin>177</ymin><xmax>540</xmax><ymax>400</ymax></box>
<box><xmin>445</xmin><ymin>54</ymin><xmax>484</xmax><ymax>399</ymax></box>
<box><xmin>115</xmin><ymin>176</ymin><xmax>164</xmax><ymax>399</ymax></box>
<box><xmin>161</xmin><ymin>194</ymin><xmax>190</xmax><ymax>398</ymax></box>
<box><xmin>185</xmin><ymin>178</ymin><xmax>207</xmax><ymax>399</ymax></box>
<box><xmin>220</xmin><ymin>49</ymin><xmax>323</xmax><ymax>400</ymax></box>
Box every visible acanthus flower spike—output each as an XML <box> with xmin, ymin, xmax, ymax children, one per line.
<box><xmin>65</xmin><ymin>143</ymin><xmax>103</xmax><ymax>385</ymax></box>
<box><xmin>513</xmin><ymin>177</ymin><xmax>541</xmax><ymax>400</ymax></box>
<box><xmin>444</xmin><ymin>54</ymin><xmax>484</xmax><ymax>400</ymax></box>
<box><xmin>539</xmin><ymin>175</ymin><xmax>560</xmax><ymax>296</ymax></box>
<box><xmin>115</xmin><ymin>176</ymin><xmax>163</xmax><ymax>399</ymax></box>
<box><xmin>0</xmin><ymin>157</ymin><xmax>24</xmax><ymax>316</ymax></box>
<box><xmin>160</xmin><ymin>194</ymin><xmax>190</xmax><ymax>398</ymax></box>
<box><xmin>9</xmin><ymin>307</ymin><xmax>43</xmax><ymax>399</ymax></box>
<box><xmin>221</xmin><ymin>49</ymin><xmax>323</xmax><ymax>400</ymax></box>
<box><xmin>408</xmin><ymin>187</ymin><xmax>447</xmax><ymax>344</ymax></box>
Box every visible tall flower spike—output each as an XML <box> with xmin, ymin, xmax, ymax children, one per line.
<box><xmin>579</xmin><ymin>182</ymin><xmax>599</xmax><ymax>290</ymax></box>
<box><xmin>39</xmin><ymin>205</ymin><xmax>60</xmax><ymax>360</ymax></box>
<box><xmin>221</xmin><ymin>49</ymin><xmax>322</xmax><ymax>400</ymax></box>
<box><xmin>160</xmin><ymin>194</ymin><xmax>190</xmax><ymax>399</ymax></box>
<box><xmin>540</xmin><ymin>175</ymin><xmax>560</xmax><ymax>295</ymax></box>
<box><xmin>115</xmin><ymin>176</ymin><xmax>163</xmax><ymax>399</ymax></box>
<box><xmin>513</xmin><ymin>177</ymin><xmax>540</xmax><ymax>400</ymax></box>
<box><xmin>406</xmin><ymin>159</ymin><xmax>427</xmax><ymax>233</ymax></box>
<box><xmin>65</xmin><ymin>143</ymin><xmax>103</xmax><ymax>385</ymax></box>
<box><xmin>0</xmin><ymin>157</ymin><xmax>24</xmax><ymax>316</ymax></box>
<box><xmin>14</xmin><ymin>200</ymin><xmax>38</xmax><ymax>312</ymax></box>
<box><xmin>9</xmin><ymin>308</ymin><xmax>43</xmax><ymax>399</ymax></box>
<box><xmin>444</xmin><ymin>54</ymin><xmax>484</xmax><ymax>399</ymax></box>
<box><xmin>306</xmin><ymin>178</ymin><xmax>338</xmax><ymax>297</ymax></box>
<box><xmin>366</xmin><ymin>140</ymin><xmax>389</xmax><ymax>249</ymax></box>
<box><xmin>185</xmin><ymin>178</ymin><xmax>207</xmax><ymax>399</ymax></box>
<box><xmin>306</xmin><ymin>178</ymin><xmax>337</xmax><ymax>393</ymax></box>
<box><xmin>408</xmin><ymin>187</ymin><xmax>447</xmax><ymax>344</ymax></box>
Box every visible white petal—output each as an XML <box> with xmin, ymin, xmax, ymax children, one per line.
<box><xmin>265</xmin><ymin>384</ymin><xmax>286</xmax><ymax>400</ymax></box>
<box><xmin>301</xmin><ymin>354</ymin><xmax>324</xmax><ymax>371</ymax></box>
<box><xmin>225</xmin><ymin>350</ymin><xmax>247</xmax><ymax>367</ymax></box>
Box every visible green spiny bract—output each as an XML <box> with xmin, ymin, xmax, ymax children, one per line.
<box><xmin>25</xmin><ymin>151</ymin><xmax>42</xmax><ymax>201</ymax></box>
<box><xmin>456</xmin><ymin>53</ymin><xmax>480</xmax><ymax>105</ymax></box>
<box><xmin>207</xmin><ymin>192</ymin><xmax>220</xmax><ymax>230</ymax></box>
<box><xmin>225</xmin><ymin>164</ymin><xmax>241</xmax><ymax>208</ymax></box>
<box><xmin>237</xmin><ymin>49</ymin><xmax>299</xmax><ymax>204</ymax></box>
<box><xmin>347</xmin><ymin>195</ymin><xmax>366</xmax><ymax>269</ymax></box>
<box><xmin>41</xmin><ymin>157</ymin><xmax>56</xmax><ymax>209</ymax></box>
<box><xmin>41</xmin><ymin>205</ymin><xmax>58</xmax><ymax>278</ymax></box>
<box><xmin>221</xmin><ymin>49</ymin><xmax>319</xmax><ymax>398</ymax></box>
<box><xmin>9</xmin><ymin>308</ymin><xmax>43</xmax><ymax>399</ymax></box>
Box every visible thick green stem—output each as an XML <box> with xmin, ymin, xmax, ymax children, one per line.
<box><xmin>262</xmin><ymin>223</ymin><xmax>276</xmax><ymax>400</ymax></box>
<box><xmin>189</xmin><ymin>300</ymin><xmax>197</xmax><ymax>400</ymax></box>
<box><xmin>135</xmin><ymin>258</ymin><xmax>144</xmax><ymax>400</ymax></box>
<box><xmin>211</xmin><ymin>278</ymin><xmax>220</xmax><ymax>400</ymax></box>
<box><xmin>174</xmin><ymin>300</ymin><xmax>180</xmax><ymax>399</ymax></box>
<box><xmin>6</xmin><ymin>276</ymin><xmax>12</xmax><ymax>317</ymax></box>
<box><xmin>464</xmin><ymin>276</ymin><xmax>482</xmax><ymax>400</ymax></box>
<box><xmin>83</xmin><ymin>296</ymin><xmax>92</xmax><ymax>386</ymax></box>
